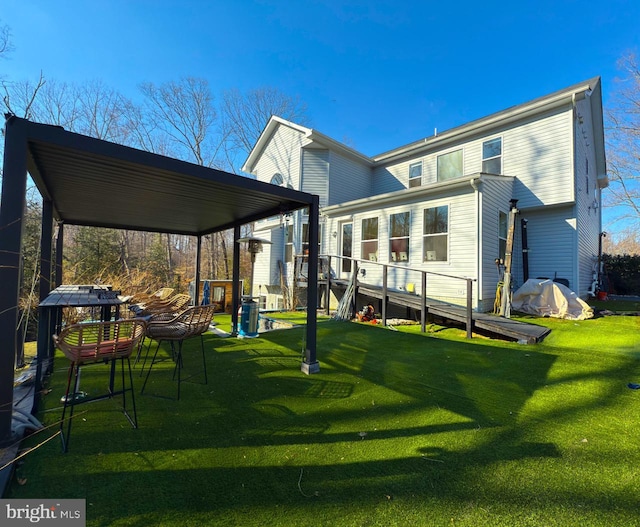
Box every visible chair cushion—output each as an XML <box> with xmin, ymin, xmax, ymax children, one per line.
<box><xmin>66</xmin><ymin>338</ymin><xmax>134</xmax><ymax>364</ymax></box>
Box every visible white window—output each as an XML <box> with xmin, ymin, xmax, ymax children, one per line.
<box><xmin>423</xmin><ymin>206</ymin><xmax>448</xmax><ymax>262</ymax></box>
<box><xmin>409</xmin><ymin>162</ymin><xmax>422</xmax><ymax>188</ymax></box>
<box><xmin>389</xmin><ymin>212</ymin><xmax>410</xmax><ymax>262</ymax></box>
<box><xmin>498</xmin><ymin>210</ymin><xmax>507</xmax><ymax>262</ymax></box>
<box><xmin>270</xmin><ymin>173</ymin><xmax>284</xmax><ymax>186</ymax></box>
<box><xmin>437</xmin><ymin>149</ymin><xmax>463</xmax><ymax>181</ymax></box>
<box><xmin>361</xmin><ymin>217</ymin><xmax>379</xmax><ymax>261</ymax></box>
<box><xmin>482</xmin><ymin>138</ymin><xmax>502</xmax><ymax>174</ymax></box>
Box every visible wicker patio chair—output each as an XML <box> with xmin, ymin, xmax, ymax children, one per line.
<box><xmin>140</xmin><ymin>305</ymin><xmax>215</xmax><ymax>400</ymax></box>
<box><xmin>53</xmin><ymin>318</ymin><xmax>147</xmax><ymax>452</ymax></box>
<box><xmin>130</xmin><ymin>293</ymin><xmax>191</xmax><ymax>317</ymax></box>
<box><xmin>130</xmin><ymin>287</ymin><xmax>174</xmax><ymax>304</ymax></box>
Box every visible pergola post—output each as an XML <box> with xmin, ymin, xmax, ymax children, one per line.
<box><xmin>33</xmin><ymin>199</ymin><xmax>54</xmax><ymax>411</ymax></box>
<box><xmin>302</xmin><ymin>196</ymin><xmax>320</xmax><ymax>374</ymax></box>
<box><xmin>0</xmin><ymin>116</ymin><xmax>28</xmax><ymax>444</ymax></box>
<box><xmin>195</xmin><ymin>235</ymin><xmax>202</xmax><ymax>306</ymax></box>
<box><xmin>54</xmin><ymin>222</ymin><xmax>64</xmax><ymax>287</ymax></box>
<box><xmin>231</xmin><ymin>226</ymin><xmax>241</xmax><ymax>336</ymax></box>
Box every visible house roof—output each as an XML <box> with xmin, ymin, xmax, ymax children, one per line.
<box><xmin>373</xmin><ymin>77</ymin><xmax>605</xmax><ymax>174</ymax></box>
<box><xmin>243</xmin><ymin>77</ymin><xmax>607</xmax><ymax>184</ymax></box>
<box><xmin>242</xmin><ymin>115</ymin><xmax>372</xmax><ymax>175</ymax></box>
<box><xmin>7</xmin><ymin>116</ymin><xmax>317</xmax><ymax>236</ymax></box>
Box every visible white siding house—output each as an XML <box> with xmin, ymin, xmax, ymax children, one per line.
<box><xmin>242</xmin><ymin>78</ymin><xmax>607</xmax><ymax>312</ymax></box>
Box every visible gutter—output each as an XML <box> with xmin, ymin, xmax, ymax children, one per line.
<box><xmin>323</xmin><ymin>173</ymin><xmax>510</xmax><ymax>217</ymax></box>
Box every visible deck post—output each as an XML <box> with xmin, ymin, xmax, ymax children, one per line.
<box><xmin>421</xmin><ymin>271</ymin><xmax>427</xmax><ymax>333</ymax></box>
<box><xmin>351</xmin><ymin>260</ymin><xmax>358</xmax><ymax>319</ymax></box>
<box><xmin>325</xmin><ymin>256</ymin><xmax>331</xmax><ymax>316</ymax></box>
<box><xmin>466</xmin><ymin>278</ymin><xmax>473</xmax><ymax>339</ymax></box>
<box><xmin>382</xmin><ymin>265</ymin><xmax>388</xmax><ymax>326</ymax></box>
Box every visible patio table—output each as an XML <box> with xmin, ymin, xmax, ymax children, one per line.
<box><xmin>35</xmin><ymin>285</ymin><xmax>127</xmax><ymax>402</ymax></box>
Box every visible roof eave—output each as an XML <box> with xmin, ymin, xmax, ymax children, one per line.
<box><xmin>305</xmin><ymin>130</ymin><xmax>373</xmax><ymax>165</ymax></box>
<box><xmin>373</xmin><ymin>77</ymin><xmax>600</xmax><ymax>164</ymax></box>
<box><xmin>242</xmin><ymin>116</ymin><xmax>312</xmax><ymax>174</ymax></box>
<box><xmin>587</xmin><ymin>79</ymin><xmax>608</xmax><ymax>187</ymax></box>
<box><xmin>322</xmin><ymin>173</ymin><xmax>514</xmax><ymax>216</ymax></box>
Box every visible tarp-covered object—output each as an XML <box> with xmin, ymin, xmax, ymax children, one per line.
<box><xmin>511</xmin><ymin>279</ymin><xmax>594</xmax><ymax>320</ymax></box>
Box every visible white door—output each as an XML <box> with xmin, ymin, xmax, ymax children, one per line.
<box><xmin>339</xmin><ymin>221</ymin><xmax>353</xmax><ymax>279</ymax></box>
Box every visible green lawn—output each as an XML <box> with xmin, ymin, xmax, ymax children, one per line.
<box><xmin>6</xmin><ymin>309</ymin><xmax>640</xmax><ymax>526</ymax></box>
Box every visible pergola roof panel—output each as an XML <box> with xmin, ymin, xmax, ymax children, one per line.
<box><xmin>20</xmin><ymin>119</ymin><xmax>314</xmax><ymax>235</ymax></box>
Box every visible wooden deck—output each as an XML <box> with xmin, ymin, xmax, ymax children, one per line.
<box><xmin>326</xmin><ymin>280</ymin><xmax>551</xmax><ymax>344</ymax></box>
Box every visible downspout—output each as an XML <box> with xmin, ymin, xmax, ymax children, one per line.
<box><xmin>470</xmin><ymin>177</ymin><xmax>481</xmax><ymax>311</ymax></box>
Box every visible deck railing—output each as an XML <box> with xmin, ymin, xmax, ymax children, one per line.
<box><xmin>296</xmin><ymin>254</ymin><xmax>477</xmax><ymax>339</ymax></box>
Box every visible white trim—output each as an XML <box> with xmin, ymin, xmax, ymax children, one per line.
<box><xmin>422</xmin><ymin>204</ymin><xmax>450</xmax><ymax>263</ymax></box>
<box><xmin>243</xmin><ymin>116</ymin><xmax>372</xmax><ymax>174</ymax></box>
<box><xmin>322</xmin><ymin>174</ymin><xmax>513</xmax><ymax>217</ymax></box>
<box><xmin>481</xmin><ymin>136</ymin><xmax>503</xmax><ymax>174</ymax></box>
<box><xmin>389</xmin><ymin>210</ymin><xmax>411</xmax><ymax>264</ymax></box>
<box><xmin>409</xmin><ymin>160</ymin><xmax>423</xmax><ymax>188</ymax></box>
<box><xmin>373</xmin><ymin>78</ymin><xmax>598</xmax><ymax>164</ymax></box>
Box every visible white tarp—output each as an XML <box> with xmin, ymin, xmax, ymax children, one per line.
<box><xmin>511</xmin><ymin>279</ymin><xmax>594</xmax><ymax>320</ymax></box>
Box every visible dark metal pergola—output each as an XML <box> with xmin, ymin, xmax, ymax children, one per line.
<box><xmin>0</xmin><ymin>115</ymin><xmax>320</xmax><ymax>445</ymax></box>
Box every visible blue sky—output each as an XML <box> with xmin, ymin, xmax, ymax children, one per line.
<box><xmin>2</xmin><ymin>0</ymin><xmax>640</xmax><ymax>227</ymax></box>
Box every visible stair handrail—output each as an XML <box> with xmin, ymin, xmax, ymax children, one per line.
<box><xmin>309</xmin><ymin>253</ymin><xmax>477</xmax><ymax>338</ymax></box>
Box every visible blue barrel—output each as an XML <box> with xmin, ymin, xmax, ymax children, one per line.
<box><xmin>239</xmin><ymin>300</ymin><xmax>259</xmax><ymax>337</ymax></box>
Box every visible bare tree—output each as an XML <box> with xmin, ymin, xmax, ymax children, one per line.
<box><xmin>2</xmin><ymin>65</ymin><xmax>310</xmax><ymax>284</ymax></box>
<box><xmin>135</xmin><ymin>77</ymin><xmax>225</xmax><ymax>281</ymax></box>
<box><xmin>2</xmin><ymin>73</ymin><xmax>47</xmax><ymax>119</ymax></box>
<box><xmin>138</xmin><ymin>77</ymin><xmax>222</xmax><ymax>167</ymax></box>
<box><xmin>602</xmin><ymin>227</ymin><xmax>640</xmax><ymax>255</ymax></box>
<box><xmin>28</xmin><ymin>79</ymin><xmax>80</xmax><ymax>129</ymax></box>
<box><xmin>75</xmin><ymin>80</ymin><xmax>131</xmax><ymax>143</ymax></box>
<box><xmin>0</xmin><ymin>21</ymin><xmax>13</xmax><ymax>58</ymax></box>
<box><xmin>606</xmin><ymin>52</ymin><xmax>640</xmax><ymax>228</ymax></box>
<box><xmin>221</xmin><ymin>87</ymin><xmax>309</xmax><ymax>172</ymax></box>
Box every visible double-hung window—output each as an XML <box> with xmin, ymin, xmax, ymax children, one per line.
<box><xmin>423</xmin><ymin>206</ymin><xmax>448</xmax><ymax>262</ymax></box>
<box><xmin>361</xmin><ymin>217</ymin><xmax>379</xmax><ymax>261</ymax></box>
<box><xmin>389</xmin><ymin>212</ymin><xmax>410</xmax><ymax>262</ymax></box>
<box><xmin>409</xmin><ymin>161</ymin><xmax>422</xmax><ymax>188</ymax></box>
<box><xmin>482</xmin><ymin>138</ymin><xmax>502</xmax><ymax>174</ymax></box>
<box><xmin>437</xmin><ymin>149</ymin><xmax>463</xmax><ymax>181</ymax></box>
